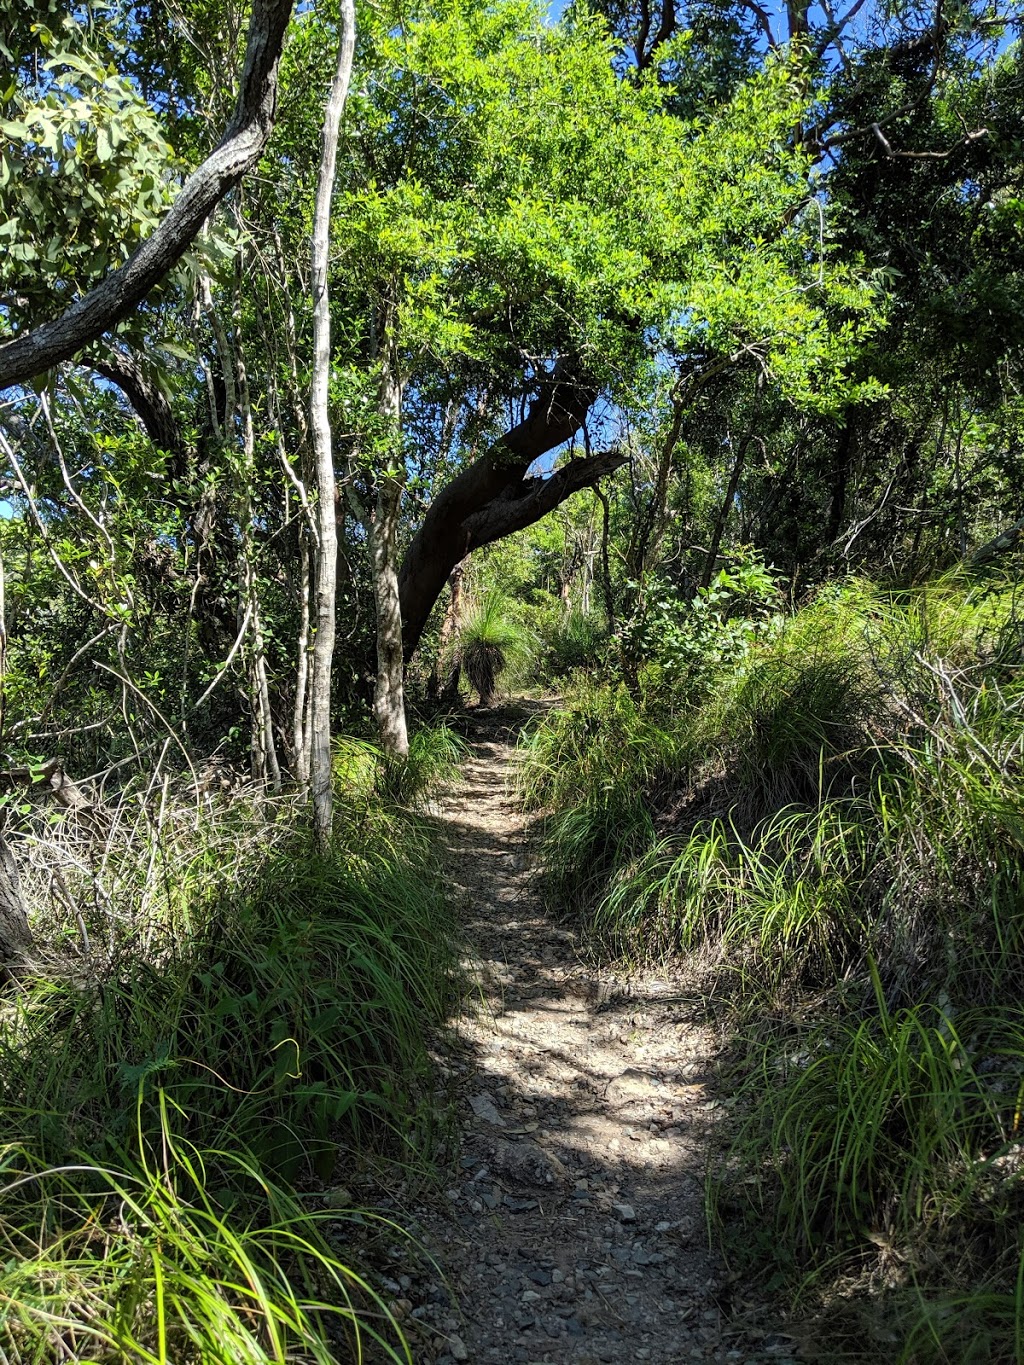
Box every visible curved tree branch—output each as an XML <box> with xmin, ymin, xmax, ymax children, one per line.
<box><xmin>87</xmin><ymin>349</ymin><xmax>188</xmax><ymax>474</ymax></box>
<box><xmin>398</xmin><ymin>363</ymin><xmax>603</xmax><ymax>659</ymax></box>
<box><xmin>0</xmin><ymin>0</ymin><xmax>295</xmax><ymax>392</ymax></box>
<box><xmin>461</xmin><ymin>450</ymin><xmax>627</xmax><ymax>549</ymax></box>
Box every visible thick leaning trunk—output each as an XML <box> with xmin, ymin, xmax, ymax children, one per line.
<box><xmin>398</xmin><ymin>367</ymin><xmax>619</xmax><ymax>659</ymax></box>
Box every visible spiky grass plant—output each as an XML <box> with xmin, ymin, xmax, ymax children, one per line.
<box><xmin>458</xmin><ymin>597</ymin><xmax>531</xmax><ymax>707</ymax></box>
<box><xmin>0</xmin><ymin>1115</ymin><xmax>410</xmax><ymax>1363</ymax></box>
<box><xmin>718</xmin><ymin>999</ymin><xmax>1024</xmax><ymax>1362</ymax></box>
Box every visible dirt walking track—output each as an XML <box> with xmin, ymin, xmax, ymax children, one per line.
<box><xmin>384</xmin><ymin>701</ymin><xmax>795</xmax><ymax>1365</ymax></box>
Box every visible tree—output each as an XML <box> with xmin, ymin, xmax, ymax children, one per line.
<box><xmin>309</xmin><ymin>0</ymin><xmax>357</xmax><ymax>843</ymax></box>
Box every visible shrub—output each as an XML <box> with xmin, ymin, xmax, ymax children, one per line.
<box><xmin>458</xmin><ymin>597</ymin><xmax>532</xmax><ymax>706</ymax></box>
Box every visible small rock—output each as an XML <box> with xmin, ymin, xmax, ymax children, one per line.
<box><xmin>612</xmin><ymin>1202</ymin><xmax>636</xmax><ymax>1221</ymax></box>
<box><xmin>449</xmin><ymin>1336</ymin><xmax>469</xmax><ymax>1361</ymax></box>
<box><xmin>469</xmin><ymin>1092</ymin><xmax>506</xmax><ymax>1126</ymax></box>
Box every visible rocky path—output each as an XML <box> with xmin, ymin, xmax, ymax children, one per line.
<box><xmin>387</xmin><ymin>703</ymin><xmax>795</xmax><ymax>1365</ymax></box>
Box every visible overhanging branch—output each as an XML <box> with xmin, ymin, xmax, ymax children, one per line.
<box><xmin>0</xmin><ymin>0</ymin><xmax>295</xmax><ymax>391</ymax></box>
<box><xmin>462</xmin><ymin>450</ymin><xmax>628</xmax><ymax>550</ymax></box>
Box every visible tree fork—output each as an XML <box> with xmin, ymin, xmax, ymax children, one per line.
<box><xmin>398</xmin><ymin>367</ymin><xmax>612</xmax><ymax>658</ymax></box>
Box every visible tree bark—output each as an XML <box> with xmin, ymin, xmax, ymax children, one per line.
<box><xmin>0</xmin><ymin>833</ymin><xmax>32</xmax><ymax>974</ymax></box>
<box><xmin>369</xmin><ymin>476</ymin><xmax>410</xmax><ymax>757</ymax></box>
<box><xmin>0</xmin><ymin>554</ymin><xmax>31</xmax><ymax>973</ymax></box>
<box><xmin>309</xmin><ymin>0</ymin><xmax>356</xmax><ymax>848</ymax></box>
<box><xmin>0</xmin><ymin>0</ymin><xmax>296</xmax><ymax>391</ymax></box>
<box><xmin>398</xmin><ymin>366</ymin><xmax>612</xmax><ymax>659</ymax></box>
<box><xmin>429</xmin><ymin>561</ymin><xmax>466</xmax><ymax>701</ymax></box>
<box><xmin>367</xmin><ymin>348</ymin><xmax>410</xmax><ymax>758</ymax></box>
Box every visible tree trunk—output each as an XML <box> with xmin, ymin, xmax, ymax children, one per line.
<box><xmin>308</xmin><ymin>0</ymin><xmax>356</xmax><ymax>848</ymax></box>
<box><xmin>700</xmin><ymin>430</ymin><xmax>751</xmax><ymax>590</ymax></box>
<box><xmin>292</xmin><ymin>530</ymin><xmax>313</xmax><ymax>788</ymax></box>
<box><xmin>428</xmin><ymin>561</ymin><xmax>465</xmax><ymax>699</ymax></box>
<box><xmin>0</xmin><ymin>554</ymin><xmax>31</xmax><ymax>973</ymax></box>
<box><xmin>0</xmin><ymin>832</ymin><xmax>32</xmax><ymax>974</ymax></box>
<box><xmin>369</xmin><ymin>476</ymin><xmax>410</xmax><ymax>757</ymax></box>
<box><xmin>398</xmin><ymin>364</ymin><xmax>615</xmax><ymax>659</ymax></box>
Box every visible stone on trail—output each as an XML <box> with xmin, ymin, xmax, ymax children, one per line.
<box><xmin>490</xmin><ymin>1136</ymin><xmax>567</xmax><ymax>1188</ymax></box>
<box><xmin>469</xmin><ymin>1091</ymin><xmax>506</xmax><ymax>1126</ymax></box>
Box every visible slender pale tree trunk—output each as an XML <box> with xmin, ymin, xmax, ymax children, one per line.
<box><xmin>309</xmin><ymin>0</ymin><xmax>356</xmax><ymax>848</ymax></box>
<box><xmin>0</xmin><ymin>833</ymin><xmax>32</xmax><ymax>974</ymax></box>
<box><xmin>237</xmin><ymin>312</ymin><xmax>281</xmax><ymax>792</ymax></box>
<box><xmin>292</xmin><ymin>531</ymin><xmax>313</xmax><ymax>787</ymax></box>
<box><xmin>369</xmin><ymin>480</ymin><xmax>410</xmax><ymax>756</ymax></box>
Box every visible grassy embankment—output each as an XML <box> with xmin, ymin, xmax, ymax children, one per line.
<box><xmin>519</xmin><ymin>578</ymin><xmax>1024</xmax><ymax>1362</ymax></box>
<box><xmin>0</xmin><ymin>726</ymin><xmax>463</xmax><ymax>1363</ymax></box>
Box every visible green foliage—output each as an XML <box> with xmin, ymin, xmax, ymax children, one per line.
<box><xmin>0</xmin><ymin>776</ymin><xmax>454</xmax><ymax>1362</ymax></box>
<box><xmin>534</xmin><ymin>606</ymin><xmax>609</xmax><ymax>681</ymax></box>
<box><xmin>0</xmin><ymin>16</ymin><xmax>179</xmax><ymax>321</ymax></box>
<box><xmin>3</xmin><ymin>819</ymin><xmax>453</xmax><ymax>1178</ymax></box>
<box><xmin>633</xmin><ymin>551</ymin><xmax>783</xmax><ymax>698</ymax></box>
<box><xmin>334</xmin><ymin>723</ymin><xmax>467</xmax><ymax>806</ymax></box>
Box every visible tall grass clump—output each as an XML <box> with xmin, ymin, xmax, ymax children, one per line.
<box><xmin>532</xmin><ymin>605</ymin><xmax>608</xmax><ymax>682</ymax></box>
<box><xmin>521</xmin><ymin>574</ymin><xmax>1024</xmax><ymax>1358</ymax></box>
<box><xmin>0</xmin><ymin>1119</ymin><xmax>411</xmax><ymax>1363</ymax></box>
<box><xmin>517</xmin><ymin>679</ymin><xmax>690</xmax><ymax>919</ymax></box>
<box><xmin>333</xmin><ymin>721</ymin><xmax>466</xmax><ymax>809</ymax></box>
<box><xmin>0</xmin><ymin>756</ymin><xmax>458</xmax><ymax>1362</ymax></box>
<box><xmin>458</xmin><ymin>596</ymin><xmax>533</xmax><ymax>706</ymax></box>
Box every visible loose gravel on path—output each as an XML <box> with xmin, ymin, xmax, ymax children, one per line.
<box><xmin>386</xmin><ymin>702</ymin><xmax>798</xmax><ymax>1365</ymax></box>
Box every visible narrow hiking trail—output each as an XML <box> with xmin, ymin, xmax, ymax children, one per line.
<box><xmin>392</xmin><ymin>702</ymin><xmax>796</xmax><ymax>1365</ymax></box>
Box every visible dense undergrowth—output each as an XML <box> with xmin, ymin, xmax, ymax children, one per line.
<box><xmin>0</xmin><ymin>727</ymin><xmax>461</xmax><ymax>1363</ymax></box>
<box><xmin>519</xmin><ymin>575</ymin><xmax>1024</xmax><ymax>1362</ymax></box>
